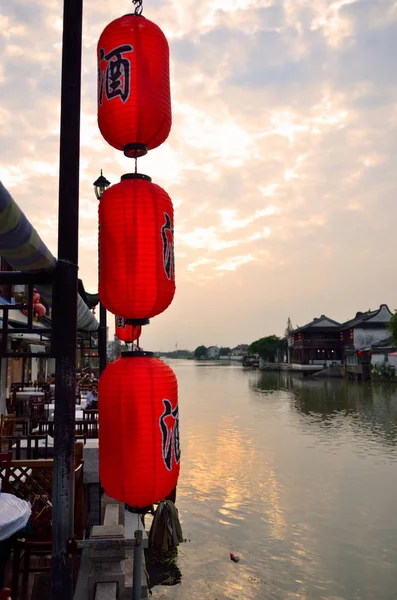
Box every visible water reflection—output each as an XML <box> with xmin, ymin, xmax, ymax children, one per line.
<box><xmin>251</xmin><ymin>374</ymin><xmax>397</xmax><ymax>448</ymax></box>
<box><xmin>152</xmin><ymin>362</ymin><xmax>397</xmax><ymax>600</ymax></box>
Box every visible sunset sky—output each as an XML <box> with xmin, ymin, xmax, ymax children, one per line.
<box><xmin>1</xmin><ymin>0</ymin><xmax>397</xmax><ymax>351</ymax></box>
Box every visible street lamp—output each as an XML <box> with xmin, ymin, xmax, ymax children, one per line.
<box><xmin>93</xmin><ymin>169</ymin><xmax>111</xmax><ymax>200</ymax></box>
<box><xmin>93</xmin><ymin>170</ymin><xmax>110</xmax><ymax>375</ymax></box>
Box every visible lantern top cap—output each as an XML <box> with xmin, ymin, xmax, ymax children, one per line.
<box><xmin>121</xmin><ymin>351</ymin><xmax>155</xmax><ymax>358</ymax></box>
<box><xmin>121</xmin><ymin>173</ymin><xmax>152</xmax><ymax>183</ymax></box>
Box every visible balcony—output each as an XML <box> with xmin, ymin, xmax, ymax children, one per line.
<box><xmin>293</xmin><ymin>339</ymin><xmax>342</xmax><ymax>349</ymax></box>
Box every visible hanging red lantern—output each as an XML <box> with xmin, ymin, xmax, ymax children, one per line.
<box><xmin>33</xmin><ymin>303</ymin><xmax>46</xmax><ymax>317</ymax></box>
<box><xmin>97</xmin><ymin>14</ymin><xmax>171</xmax><ymax>158</ymax></box>
<box><xmin>99</xmin><ymin>353</ymin><xmax>180</xmax><ymax>507</ymax></box>
<box><xmin>115</xmin><ymin>316</ymin><xmax>142</xmax><ymax>343</ymax></box>
<box><xmin>99</xmin><ymin>173</ymin><xmax>175</xmax><ymax>320</ymax></box>
<box><xmin>33</xmin><ymin>292</ymin><xmax>41</xmax><ymax>304</ymax></box>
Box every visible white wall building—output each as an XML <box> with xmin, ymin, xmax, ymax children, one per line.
<box><xmin>207</xmin><ymin>346</ymin><xmax>220</xmax><ymax>359</ymax></box>
<box><xmin>231</xmin><ymin>344</ymin><xmax>249</xmax><ymax>356</ymax></box>
<box><xmin>342</xmin><ymin>305</ymin><xmax>393</xmax><ymax>350</ymax></box>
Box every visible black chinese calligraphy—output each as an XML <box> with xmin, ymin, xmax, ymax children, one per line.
<box><xmin>159</xmin><ymin>399</ymin><xmax>181</xmax><ymax>471</ymax></box>
<box><xmin>161</xmin><ymin>212</ymin><xmax>175</xmax><ymax>281</ymax></box>
<box><xmin>98</xmin><ymin>44</ymin><xmax>134</xmax><ymax>106</ymax></box>
<box><xmin>116</xmin><ymin>316</ymin><xmax>126</xmax><ymax>329</ymax></box>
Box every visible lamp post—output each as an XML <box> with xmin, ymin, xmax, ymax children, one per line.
<box><xmin>51</xmin><ymin>0</ymin><xmax>82</xmax><ymax>597</ymax></box>
<box><xmin>93</xmin><ymin>170</ymin><xmax>110</xmax><ymax>375</ymax></box>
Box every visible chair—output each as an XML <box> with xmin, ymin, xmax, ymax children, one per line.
<box><xmin>82</xmin><ymin>409</ymin><xmax>98</xmax><ymax>421</ymax></box>
<box><xmin>29</xmin><ymin>400</ymin><xmax>45</xmax><ymax>432</ymax></box>
<box><xmin>0</xmin><ymin>436</ymin><xmax>50</xmax><ymax>460</ymax></box>
<box><xmin>37</xmin><ymin>420</ymin><xmax>54</xmax><ymax>437</ymax></box>
<box><xmin>10</xmin><ymin>458</ymin><xmax>84</xmax><ymax>598</ymax></box>
<box><xmin>29</xmin><ymin>395</ymin><xmax>43</xmax><ymax>403</ymax></box>
<box><xmin>83</xmin><ymin>419</ymin><xmax>98</xmax><ymax>439</ymax></box>
<box><xmin>0</xmin><ymin>415</ymin><xmax>16</xmax><ymax>437</ymax></box>
<box><xmin>0</xmin><ymin>451</ymin><xmax>12</xmax><ymax>493</ymax></box>
<box><xmin>6</xmin><ymin>399</ymin><xmax>29</xmax><ymax>436</ymax></box>
<box><xmin>5</xmin><ymin>397</ymin><xmax>13</xmax><ymax>415</ymax></box>
<box><xmin>13</xmin><ymin>392</ymin><xmax>29</xmax><ymax>419</ymax></box>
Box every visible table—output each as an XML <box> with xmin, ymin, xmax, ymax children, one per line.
<box><xmin>0</xmin><ymin>493</ymin><xmax>31</xmax><ymax>542</ymax></box>
<box><xmin>15</xmin><ymin>391</ymin><xmax>44</xmax><ymax>398</ymax></box>
<box><xmin>46</xmin><ymin>398</ymin><xmax>87</xmax><ymax>421</ymax></box>
<box><xmin>0</xmin><ymin>493</ymin><xmax>31</xmax><ymax>587</ymax></box>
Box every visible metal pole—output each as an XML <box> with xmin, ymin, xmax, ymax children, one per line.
<box><xmin>132</xmin><ymin>530</ymin><xmax>143</xmax><ymax>600</ymax></box>
<box><xmin>99</xmin><ymin>302</ymin><xmax>107</xmax><ymax>375</ymax></box>
<box><xmin>51</xmin><ymin>0</ymin><xmax>82</xmax><ymax>597</ymax></box>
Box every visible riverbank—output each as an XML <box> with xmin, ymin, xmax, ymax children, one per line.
<box><xmin>258</xmin><ymin>362</ymin><xmax>397</xmax><ymax>383</ymax></box>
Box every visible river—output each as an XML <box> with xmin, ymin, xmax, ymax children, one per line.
<box><xmin>151</xmin><ymin>360</ymin><xmax>397</xmax><ymax>600</ymax></box>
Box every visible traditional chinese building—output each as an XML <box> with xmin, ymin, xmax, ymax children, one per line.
<box><xmin>288</xmin><ymin>315</ymin><xmax>343</xmax><ymax>370</ymax></box>
<box><xmin>289</xmin><ymin>305</ymin><xmax>393</xmax><ymax>376</ymax></box>
<box><xmin>341</xmin><ymin>305</ymin><xmax>393</xmax><ymax>380</ymax></box>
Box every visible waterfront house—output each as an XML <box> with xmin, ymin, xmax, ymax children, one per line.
<box><xmin>231</xmin><ymin>344</ymin><xmax>249</xmax><ymax>356</ymax></box>
<box><xmin>207</xmin><ymin>345</ymin><xmax>220</xmax><ymax>359</ymax></box>
<box><xmin>288</xmin><ymin>305</ymin><xmax>393</xmax><ymax>376</ymax></box>
<box><xmin>341</xmin><ymin>305</ymin><xmax>393</xmax><ymax>380</ymax></box>
<box><xmin>339</xmin><ymin>304</ymin><xmax>393</xmax><ymax>351</ymax></box>
<box><xmin>289</xmin><ymin>315</ymin><xmax>343</xmax><ymax>371</ymax></box>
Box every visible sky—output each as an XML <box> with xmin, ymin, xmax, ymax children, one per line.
<box><xmin>1</xmin><ymin>0</ymin><xmax>397</xmax><ymax>352</ymax></box>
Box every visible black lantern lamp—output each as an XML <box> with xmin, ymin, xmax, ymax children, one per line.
<box><xmin>93</xmin><ymin>170</ymin><xmax>111</xmax><ymax>200</ymax></box>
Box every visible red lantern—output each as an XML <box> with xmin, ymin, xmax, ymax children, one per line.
<box><xmin>99</xmin><ymin>174</ymin><xmax>175</xmax><ymax>320</ymax></box>
<box><xmin>99</xmin><ymin>353</ymin><xmax>180</xmax><ymax>507</ymax></box>
<box><xmin>115</xmin><ymin>316</ymin><xmax>142</xmax><ymax>343</ymax></box>
<box><xmin>97</xmin><ymin>14</ymin><xmax>171</xmax><ymax>158</ymax></box>
<box><xmin>33</xmin><ymin>292</ymin><xmax>41</xmax><ymax>304</ymax></box>
<box><xmin>33</xmin><ymin>303</ymin><xmax>46</xmax><ymax>317</ymax></box>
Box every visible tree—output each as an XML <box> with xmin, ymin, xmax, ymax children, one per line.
<box><xmin>219</xmin><ymin>347</ymin><xmax>231</xmax><ymax>356</ymax></box>
<box><xmin>248</xmin><ymin>335</ymin><xmax>281</xmax><ymax>362</ymax></box>
<box><xmin>284</xmin><ymin>317</ymin><xmax>293</xmax><ymax>338</ymax></box>
<box><xmin>194</xmin><ymin>345</ymin><xmax>207</xmax><ymax>359</ymax></box>
<box><xmin>387</xmin><ymin>312</ymin><xmax>397</xmax><ymax>345</ymax></box>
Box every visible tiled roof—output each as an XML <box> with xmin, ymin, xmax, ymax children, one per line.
<box><xmin>291</xmin><ymin>315</ymin><xmax>341</xmax><ymax>334</ymax></box>
<box><xmin>340</xmin><ymin>304</ymin><xmax>392</xmax><ymax>329</ymax></box>
<box><xmin>340</xmin><ymin>310</ymin><xmax>378</xmax><ymax>329</ymax></box>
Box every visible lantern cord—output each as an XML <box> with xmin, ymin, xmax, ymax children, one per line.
<box><xmin>132</xmin><ymin>0</ymin><xmax>143</xmax><ymax>15</ymax></box>
<box><xmin>135</xmin><ymin>157</ymin><xmax>138</xmax><ymax>174</ymax></box>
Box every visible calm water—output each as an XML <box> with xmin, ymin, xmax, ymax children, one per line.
<box><xmin>152</xmin><ymin>361</ymin><xmax>397</xmax><ymax>600</ymax></box>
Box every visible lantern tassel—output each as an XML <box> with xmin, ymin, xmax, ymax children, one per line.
<box><xmin>132</xmin><ymin>0</ymin><xmax>143</xmax><ymax>15</ymax></box>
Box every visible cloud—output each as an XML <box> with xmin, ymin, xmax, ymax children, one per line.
<box><xmin>0</xmin><ymin>0</ymin><xmax>397</xmax><ymax>350</ymax></box>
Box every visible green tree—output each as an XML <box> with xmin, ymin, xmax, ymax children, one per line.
<box><xmin>387</xmin><ymin>312</ymin><xmax>397</xmax><ymax>345</ymax></box>
<box><xmin>194</xmin><ymin>345</ymin><xmax>207</xmax><ymax>358</ymax></box>
<box><xmin>219</xmin><ymin>347</ymin><xmax>231</xmax><ymax>356</ymax></box>
<box><xmin>284</xmin><ymin>317</ymin><xmax>293</xmax><ymax>338</ymax></box>
<box><xmin>248</xmin><ymin>335</ymin><xmax>281</xmax><ymax>362</ymax></box>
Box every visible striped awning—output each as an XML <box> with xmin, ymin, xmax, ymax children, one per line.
<box><xmin>0</xmin><ymin>180</ymin><xmax>98</xmax><ymax>332</ymax></box>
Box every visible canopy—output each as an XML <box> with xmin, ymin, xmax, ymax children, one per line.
<box><xmin>0</xmin><ymin>181</ymin><xmax>98</xmax><ymax>332</ymax></box>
